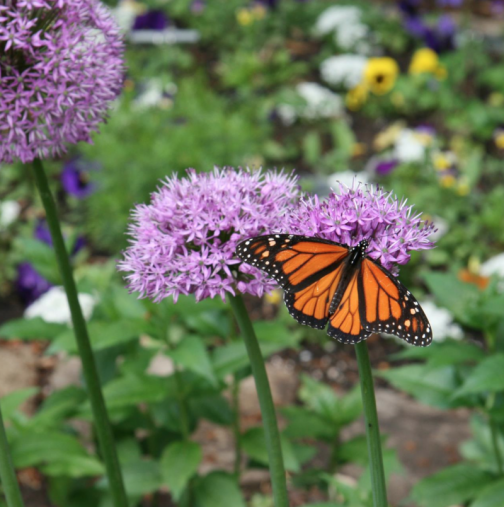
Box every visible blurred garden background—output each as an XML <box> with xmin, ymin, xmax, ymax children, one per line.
<box><xmin>1</xmin><ymin>0</ymin><xmax>504</xmax><ymax>506</ymax></box>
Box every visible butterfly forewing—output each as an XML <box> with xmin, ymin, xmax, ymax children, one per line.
<box><xmin>235</xmin><ymin>235</ymin><xmax>349</xmax><ymax>292</ymax></box>
<box><xmin>359</xmin><ymin>259</ymin><xmax>432</xmax><ymax>347</ymax></box>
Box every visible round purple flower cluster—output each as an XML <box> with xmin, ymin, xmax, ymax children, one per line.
<box><xmin>119</xmin><ymin>168</ymin><xmax>300</xmax><ymax>302</ymax></box>
<box><xmin>0</xmin><ymin>0</ymin><xmax>124</xmax><ymax>163</ymax></box>
<box><xmin>286</xmin><ymin>182</ymin><xmax>436</xmax><ymax>273</ymax></box>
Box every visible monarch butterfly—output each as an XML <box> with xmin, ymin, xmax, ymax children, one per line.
<box><xmin>236</xmin><ymin>234</ymin><xmax>432</xmax><ymax>347</ymax></box>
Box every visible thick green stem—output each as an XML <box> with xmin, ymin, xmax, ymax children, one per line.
<box><xmin>355</xmin><ymin>341</ymin><xmax>387</xmax><ymax>507</ymax></box>
<box><xmin>0</xmin><ymin>406</ymin><xmax>24</xmax><ymax>507</ymax></box>
<box><xmin>31</xmin><ymin>159</ymin><xmax>128</xmax><ymax>507</ymax></box>
<box><xmin>228</xmin><ymin>294</ymin><xmax>288</xmax><ymax>507</ymax></box>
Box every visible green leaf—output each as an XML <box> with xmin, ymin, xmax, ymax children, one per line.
<box><xmin>14</xmin><ymin>238</ymin><xmax>60</xmax><ymax>284</ymax></box>
<box><xmin>409</xmin><ymin>464</ymin><xmax>494</xmax><ymax>507</ymax></box>
<box><xmin>48</xmin><ymin>319</ymin><xmax>147</xmax><ymax>354</ymax></box>
<box><xmin>184</xmin><ymin>310</ymin><xmax>230</xmax><ymax>339</ymax></box>
<box><xmin>10</xmin><ymin>431</ymin><xmax>102</xmax><ymax>478</ymax></box>
<box><xmin>471</xmin><ymin>479</ymin><xmax>504</xmax><ymax>507</ymax></box>
<box><xmin>298</xmin><ymin>375</ymin><xmax>362</xmax><ymax>426</ymax></box>
<box><xmin>392</xmin><ymin>340</ymin><xmax>486</xmax><ymax>368</ymax></box>
<box><xmin>0</xmin><ymin>318</ymin><xmax>67</xmax><ymax>340</ymax></box>
<box><xmin>241</xmin><ymin>427</ymin><xmax>300</xmax><ymax>472</ymax></box>
<box><xmin>454</xmin><ymin>354</ymin><xmax>504</xmax><ymax>397</ymax></box>
<box><xmin>460</xmin><ymin>416</ymin><xmax>504</xmax><ymax>472</ymax></box>
<box><xmin>281</xmin><ymin>406</ymin><xmax>336</xmax><ymax>440</ymax></box>
<box><xmin>0</xmin><ymin>388</ymin><xmax>38</xmax><ymax>422</ymax></box>
<box><xmin>422</xmin><ymin>271</ymin><xmax>480</xmax><ymax>325</ymax></box>
<box><xmin>190</xmin><ymin>394</ymin><xmax>233</xmax><ymax>426</ymax></box>
<box><xmin>194</xmin><ymin>472</ymin><xmax>245</xmax><ymax>507</ymax></box>
<box><xmin>160</xmin><ymin>441</ymin><xmax>202</xmax><ymax>500</ymax></box>
<box><xmin>41</xmin><ymin>455</ymin><xmax>105</xmax><ymax>478</ymax></box>
<box><xmin>29</xmin><ymin>386</ymin><xmax>86</xmax><ymax>427</ymax></box>
<box><xmin>376</xmin><ymin>365</ymin><xmax>458</xmax><ymax>408</ymax></box>
<box><xmin>80</xmin><ymin>374</ymin><xmax>171</xmax><ymax>415</ymax></box>
<box><xmin>100</xmin><ymin>459</ymin><xmax>162</xmax><ymax>496</ymax></box>
<box><xmin>167</xmin><ymin>335</ymin><xmax>216</xmax><ymax>384</ymax></box>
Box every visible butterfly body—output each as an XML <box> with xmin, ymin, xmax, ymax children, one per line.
<box><xmin>236</xmin><ymin>234</ymin><xmax>432</xmax><ymax>347</ymax></box>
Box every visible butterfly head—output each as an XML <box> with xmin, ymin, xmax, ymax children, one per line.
<box><xmin>358</xmin><ymin>239</ymin><xmax>369</xmax><ymax>253</ymax></box>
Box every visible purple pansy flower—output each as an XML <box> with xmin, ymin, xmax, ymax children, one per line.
<box><xmin>118</xmin><ymin>167</ymin><xmax>300</xmax><ymax>303</ymax></box>
<box><xmin>35</xmin><ymin>220</ymin><xmax>53</xmax><ymax>246</ymax></box>
<box><xmin>0</xmin><ymin>0</ymin><xmax>124</xmax><ymax>164</ymax></box>
<box><xmin>191</xmin><ymin>0</ymin><xmax>206</xmax><ymax>14</ymax></box>
<box><xmin>61</xmin><ymin>159</ymin><xmax>96</xmax><ymax>199</ymax></box>
<box><xmin>16</xmin><ymin>263</ymin><xmax>53</xmax><ymax>305</ymax></box>
<box><xmin>285</xmin><ymin>182</ymin><xmax>436</xmax><ymax>273</ymax></box>
<box><xmin>375</xmin><ymin>159</ymin><xmax>399</xmax><ymax>176</ymax></box>
<box><xmin>17</xmin><ymin>220</ymin><xmax>85</xmax><ymax>303</ymax></box>
<box><xmin>133</xmin><ymin>9</ymin><xmax>170</xmax><ymax>30</ymax></box>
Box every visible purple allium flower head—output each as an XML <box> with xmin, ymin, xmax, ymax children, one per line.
<box><xmin>132</xmin><ymin>9</ymin><xmax>170</xmax><ymax>30</ymax></box>
<box><xmin>118</xmin><ymin>167</ymin><xmax>300</xmax><ymax>303</ymax></box>
<box><xmin>437</xmin><ymin>0</ymin><xmax>462</xmax><ymax>6</ymax></box>
<box><xmin>285</xmin><ymin>182</ymin><xmax>436</xmax><ymax>273</ymax></box>
<box><xmin>61</xmin><ymin>159</ymin><xmax>96</xmax><ymax>199</ymax></box>
<box><xmin>0</xmin><ymin>0</ymin><xmax>124</xmax><ymax>164</ymax></box>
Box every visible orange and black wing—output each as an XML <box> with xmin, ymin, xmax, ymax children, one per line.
<box><xmin>327</xmin><ymin>271</ymin><xmax>371</xmax><ymax>344</ymax></box>
<box><xmin>358</xmin><ymin>258</ymin><xmax>432</xmax><ymax>347</ymax></box>
<box><xmin>236</xmin><ymin>235</ymin><xmax>349</xmax><ymax>329</ymax></box>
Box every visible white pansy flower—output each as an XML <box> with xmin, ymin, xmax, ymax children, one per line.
<box><xmin>0</xmin><ymin>201</ymin><xmax>21</xmax><ymax>228</ymax></box>
<box><xmin>320</xmin><ymin>55</ymin><xmax>367</xmax><ymax>89</ymax></box>
<box><xmin>430</xmin><ymin>216</ymin><xmax>449</xmax><ymax>242</ymax></box>
<box><xmin>134</xmin><ymin>80</ymin><xmax>177</xmax><ymax>110</ymax></box>
<box><xmin>112</xmin><ymin>0</ymin><xmax>145</xmax><ymax>32</ymax></box>
<box><xmin>480</xmin><ymin>254</ymin><xmax>504</xmax><ymax>278</ymax></box>
<box><xmin>25</xmin><ymin>287</ymin><xmax>96</xmax><ymax>325</ymax></box>
<box><xmin>296</xmin><ymin>82</ymin><xmax>343</xmax><ymax>119</ymax></box>
<box><xmin>314</xmin><ymin>6</ymin><xmax>362</xmax><ymax>35</ymax></box>
<box><xmin>393</xmin><ymin>129</ymin><xmax>426</xmax><ymax>163</ymax></box>
<box><xmin>314</xmin><ymin>6</ymin><xmax>369</xmax><ymax>52</ymax></box>
<box><xmin>328</xmin><ymin>170</ymin><xmax>370</xmax><ymax>191</ymax></box>
<box><xmin>420</xmin><ymin>301</ymin><xmax>463</xmax><ymax>341</ymax></box>
<box><xmin>276</xmin><ymin>103</ymin><xmax>297</xmax><ymax>126</ymax></box>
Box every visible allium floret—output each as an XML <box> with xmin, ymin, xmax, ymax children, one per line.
<box><xmin>286</xmin><ymin>182</ymin><xmax>436</xmax><ymax>272</ymax></box>
<box><xmin>118</xmin><ymin>167</ymin><xmax>300</xmax><ymax>303</ymax></box>
<box><xmin>0</xmin><ymin>0</ymin><xmax>124</xmax><ymax>163</ymax></box>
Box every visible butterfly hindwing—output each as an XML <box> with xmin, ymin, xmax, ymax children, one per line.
<box><xmin>359</xmin><ymin>259</ymin><xmax>432</xmax><ymax>347</ymax></box>
<box><xmin>283</xmin><ymin>261</ymin><xmax>347</xmax><ymax>329</ymax></box>
<box><xmin>327</xmin><ymin>271</ymin><xmax>371</xmax><ymax>344</ymax></box>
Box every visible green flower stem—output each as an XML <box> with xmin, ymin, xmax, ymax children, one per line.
<box><xmin>31</xmin><ymin>158</ymin><xmax>128</xmax><ymax>507</ymax></box>
<box><xmin>228</xmin><ymin>294</ymin><xmax>288</xmax><ymax>507</ymax></box>
<box><xmin>232</xmin><ymin>373</ymin><xmax>242</xmax><ymax>478</ymax></box>
<box><xmin>355</xmin><ymin>341</ymin><xmax>388</xmax><ymax>507</ymax></box>
<box><xmin>0</xmin><ymin>405</ymin><xmax>24</xmax><ymax>507</ymax></box>
<box><xmin>173</xmin><ymin>366</ymin><xmax>190</xmax><ymax>440</ymax></box>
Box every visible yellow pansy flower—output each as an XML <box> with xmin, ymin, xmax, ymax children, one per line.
<box><xmin>363</xmin><ymin>57</ymin><xmax>399</xmax><ymax>95</ymax></box>
<box><xmin>409</xmin><ymin>48</ymin><xmax>447</xmax><ymax>79</ymax></box>
<box><xmin>440</xmin><ymin>174</ymin><xmax>456</xmax><ymax>188</ymax></box>
<box><xmin>346</xmin><ymin>83</ymin><xmax>369</xmax><ymax>111</ymax></box>
<box><xmin>265</xmin><ymin>289</ymin><xmax>282</xmax><ymax>305</ymax></box>
<box><xmin>236</xmin><ymin>8</ymin><xmax>253</xmax><ymax>26</ymax></box>
<box><xmin>494</xmin><ymin>129</ymin><xmax>504</xmax><ymax>150</ymax></box>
